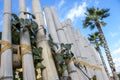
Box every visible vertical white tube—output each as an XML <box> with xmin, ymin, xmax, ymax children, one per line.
<box><xmin>50</xmin><ymin>7</ymin><xmax>80</xmax><ymax>80</ymax></box>
<box><xmin>19</xmin><ymin>0</ymin><xmax>36</xmax><ymax>80</ymax></box>
<box><xmin>1</xmin><ymin>0</ymin><xmax>13</xmax><ymax>80</ymax></box>
<box><xmin>32</xmin><ymin>1</ymin><xmax>58</xmax><ymax>80</ymax></box>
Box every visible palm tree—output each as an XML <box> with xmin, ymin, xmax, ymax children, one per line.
<box><xmin>83</xmin><ymin>7</ymin><xmax>119</xmax><ymax>80</ymax></box>
<box><xmin>88</xmin><ymin>32</ymin><xmax>111</xmax><ymax>79</ymax></box>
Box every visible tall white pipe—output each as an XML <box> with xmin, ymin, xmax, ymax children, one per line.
<box><xmin>61</xmin><ymin>21</ymin><xmax>78</xmax><ymax>58</ymax></box>
<box><xmin>19</xmin><ymin>0</ymin><xmax>36</xmax><ymax>80</ymax></box>
<box><xmin>44</xmin><ymin>6</ymin><xmax>60</xmax><ymax>48</ymax></box>
<box><xmin>44</xmin><ymin>6</ymin><xmax>68</xmax><ymax>79</ymax></box>
<box><xmin>63</xmin><ymin>20</ymin><xmax>92</xmax><ymax>80</ymax></box>
<box><xmin>32</xmin><ymin>0</ymin><xmax>58</xmax><ymax>80</ymax></box>
<box><xmin>1</xmin><ymin>0</ymin><xmax>13</xmax><ymax>79</ymax></box>
<box><xmin>63</xmin><ymin>19</ymin><xmax>82</xmax><ymax>59</ymax></box>
<box><xmin>50</xmin><ymin>7</ymin><xmax>80</xmax><ymax>80</ymax></box>
<box><xmin>50</xmin><ymin>8</ymin><xmax>67</xmax><ymax>44</ymax></box>
<box><xmin>90</xmin><ymin>45</ymin><xmax>109</xmax><ymax>80</ymax></box>
<box><xmin>75</xmin><ymin>30</ymin><xmax>94</xmax><ymax>78</ymax></box>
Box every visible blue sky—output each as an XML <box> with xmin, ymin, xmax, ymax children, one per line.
<box><xmin>0</xmin><ymin>0</ymin><xmax>120</xmax><ymax>74</ymax></box>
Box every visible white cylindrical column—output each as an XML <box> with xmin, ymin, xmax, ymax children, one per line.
<box><xmin>61</xmin><ymin>21</ymin><xmax>78</xmax><ymax>58</ymax></box>
<box><xmin>75</xmin><ymin>30</ymin><xmax>91</xmax><ymax>61</ymax></box>
<box><xmin>64</xmin><ymin>19</ymin><xmax>82</xmax><ymax>59</ymax></box>
<box><xmin>44</xmin><ymin>6</ymin><xmax>68</xmax><ymax>79</ymax></box>
<box><xmin>50</xmin><ymin>7</ymin><xmax>67</xmax><ymax>44</ymax></box>
<box><xmin>44</xmin><ymin>6</ymin><xmax>60</xmax><ymax>49</ymax></box>
<box><xmin>32</xmin><ymin>1</ymin><xmax>58</xmax><ymax>80</ymax></box>
<box><xmin>19</xmin><ymin>0</ymin><xmax>36</xmax><ymax>80</ymax></box>
<box><xmin>1</xmin><ymin>0</ymin><xmax>13</xmax><ymax>80</ymax></box>
<box><xmin>90</xmin><ymin>45</ymin><xmax>109</xmax><ymax>80</ymax></box>
<box><xmin>50</xmin><ymin>7</ymin><xmax>80</xmax><ymax>80</ymax></box>
<box><xmin>75</xmin><ymin>30</ymin><xmax>94</xmax><ymax>78</ymax></box>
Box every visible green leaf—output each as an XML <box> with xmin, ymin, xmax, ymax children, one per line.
<box><xmin>48</xmin><ymin>34</ymin><xmax>53</xmax><ymax>41</ymax></box>
<box><xmin>12</xmin><ymin>31</ymin><xmax>20</xmax><ymax>44</ymax></box>
<box><xmin>11</xmin><ymin>20</ymin><xmax>19</xmax><ymax>26</ymax></box>
<box><xmin>92</xmin><ymin>75</ymin><xmax>97</xmax><ymax>80</ymax></box>
<box><xmin>36</xmin><ymin>62</ymin><xmax>46</xmax><ymax>69</ymax></box>
<box><xmin>12</xmin><ymin>14</ymin><xmax>19</xmax><ymax>21</ymax></box>
<box><xmin>22</xmin><ymin>28</ymin><xmax>27</xmax><ymax>33</ymax></box>
<box><xmin>58</xmin><ymin>64</ymin><xmax>67</xmax><ymax>76</ymax></box>
<box><xmin>61</xmin><ymin>49</ymin><xmax>66</xmax><ymax>54</ymax></box>
<box><xmin>43</xmin><ymin>27</ymin><xmax>47</xmax><ymax>35</ymax></box>
<box><xmin>24</xmin><ymin>12</ymin><xmax>36</xmax><ymax>19</ymax></box>
<box><xmin>61</xmin><ymin>43</ymin><xmax>65</xmax><ymax>48</ymax></box>
<box><xmin>61</xmin><ymin>43</ymin><xmax>72</xmax><ymax>50</ymax></box>
<box><xmin>33</xmin><ymin>47</ymin><xmax>42</xmax><ymax>56</ymax></box>
<box><xmin>58</xmin><ymin>66</ymin><xmax>63</xmax><ymax>76</ymax></box>
<box><xmin>20</xmin><ymin>18</ymin><xmax>25</xmax><ymax>27</ymax></box>
<box><xmin>64</xmin><ymin>44</ymin><xmax>72</xmax><ymax>50</ymax></box>
<box><xmin>34</xmin><ymin>55</ymin><xmax>44</xmax><ymax>62</ymax></box>
<box><xmin>67</xmin><ymin>76</ymin><xmax>72</xmax><ymax>80</ymax></box>
<box><xmin>100</xmin><ymin>21</ymin><xmax>106</xmax><ymax>26</ymax></box>
<box><xmin>55</xmin><ymin>54</ymin><xmax>64</xmax><ymax>64</ymax></box>
<box><xmin>63</xmin><ymin>52</ymin><xmax>74</xmax><ymax>59</ymax></box>
<box><xmin>62</xmin><ymin>64</ymin><xmax>67</xmax><ymax>71</ymax></box>
<box><xmin>31</xmin><ymin>21</ymin><xmax>38</xmax><ymax>31</ymax></box>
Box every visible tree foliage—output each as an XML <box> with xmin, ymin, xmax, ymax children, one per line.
<box><xmin>88</xmin><ymin>32</ymin><xmax>103</xmax><ymax>48</ymax></box>
<box><xmin>83</xmin><ymin>7</ymin><xmax>110</xmax><ymax>30</ymax></box>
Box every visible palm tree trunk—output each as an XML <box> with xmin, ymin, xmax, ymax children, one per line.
<box><xmin>19</xmin><ymin>0</ymin><xmax>36</xmax><ymax>80</ymax></box>
<box><xmin>96</xmin><ymin>47</ymin><xmax>111</xmax><ymax>79</ymax></box>
<box><xmin>96</xmin><ymin>23</ymin><xmax>119</xmax><ymax>80</ymax></box>
<box><xmin>0</xmin><ymin>0</ymin><xmax>13</xmax><ymax>80</ymax></box>
<box><xmin>50</xmin><ymin>7</ymin><xmax>80</xmax><ymax>80</ymax></box>
<box><xmin>32</xmin><ymin>0</ymin><xmax>59</xmax><ymax>80</ymax></box>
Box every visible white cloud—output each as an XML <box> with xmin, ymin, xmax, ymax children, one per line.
<box><xmin>66</xmin><ymin>2</ymin><xmax>87</xmax><ymax>21</ymax></box>
<box><xmin>114</xmin><ymin>58</ymin><xmax>120</xmax><ymax>72</ymax></box>
<box><xmin>110</xmin><ymin>32</ymin><xmax>118</xmax><ymax>37</ymax></box>
<box><xmin>114</xmin><ymin>40</ymin><xmax>120</xmax><ymax>48</ymax></box>
<box><xmin>58</xmin><ymin>0</ymin><xmax>65</xmax><ymax>9</ymax></box>
<box><xmin>112</xmin><ymin>47</ymin><xmax>120</xmax><ymax>55</ymax></box>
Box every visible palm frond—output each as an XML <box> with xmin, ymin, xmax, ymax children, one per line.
<box><xmin>90</xmin><ymin>24</ymin><xmax>95</xmax><ymax>30</ymax></box>
<box><xmin>101</xmin><ymin>13</ymin><xmax>110</xmax><ymax>20</ymax></box>
<box><xmin>100</xmin><ymin>21</ymin><xmax>106</xmax><ymax>26</ymax></box>
<box><xmin>87</xmin><ymin>7</ymin><xmax>95</xmax><ymax>15</ymax></box>
<box><xmin>88</xmin><ymin>32</ymin><xmax>102</xmax><ymax>47</ymax></box>
<box><xmin>83</xmin><ymin>7</ymin><xmax>110</xmax><ymax>30</ymax></box>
